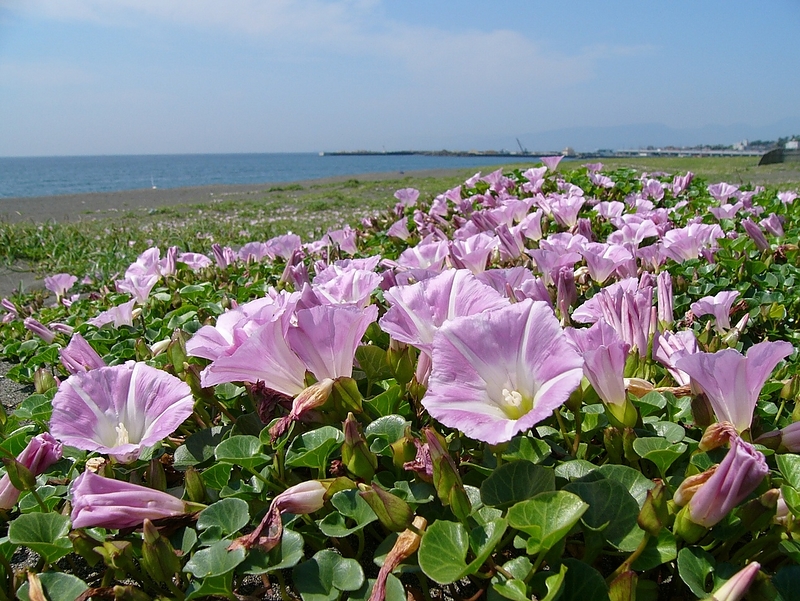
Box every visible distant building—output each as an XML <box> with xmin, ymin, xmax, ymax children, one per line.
<box><xmin>733</xmin><ymin>139</ymin><xmax>749</xmax><ymax>151</ymax></box>
<box><xmin>562</xmin><ymin>146</ymin><xmax>576</xmax><ymax>156</ymax></box>
<box><xmin>786</xmin><ymin>140</ymin><xmax>799</xmax><ymax>150</ymax></box>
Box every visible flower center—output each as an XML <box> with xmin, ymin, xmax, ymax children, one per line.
<box><xmin>500</xmin><ymin>388</ymin><xmax>531</xmax><ymax>420</ymax></box>
<box><xmin>115</xmin><ymin>422</ymin><xmax>130</xmax><ymax>446</ymax></box>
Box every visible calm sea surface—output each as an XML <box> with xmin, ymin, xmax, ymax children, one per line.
<box><xmin>0</xmin><ymin>153</ymin><xmax>536</xmax><ymax>199</ymax></box>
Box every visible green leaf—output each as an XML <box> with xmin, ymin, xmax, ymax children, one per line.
<box><xmin>677</xmin><ymin>547</ymin><xmax>715</xmax><ymax>598</ymax></box>
<box><xmin>647</xmin><ymin>421</ymin><xmax>685</xmax><ymax>443</ymax></box>
<box><xmin>780</xmin><ymin>485</ymin><xmax>800</xmax><ymax>517</ymax></box>
<box><xmin>631</xmin><ymin>529</ymin><xmax>677</xmax><ymax>571</ymax></box>
<box><xmin>241</xmin><ymin>529</ymin><xmax>305</xmax><ymax>574</ymax></box>
<box><xmin>173</xmin><ymin>426</ymin><xmax>229</xmax><ymax>469</ymax></box>
<box><xmin>355</xmin><ymin>345</ymin><xmax>394</xmax><ymax>383</ymax></box>
<box><xmin>561</xmin><ymin>559</ymin><xmax>609</xmax><ymax>601</ymax></box>
<box><xmin>17</xmin><ymin>573</ymin><xmax>89</xmax><ymax>601</ymax></box>
<box><xmin>634</xmin><ymin>391</ymin><xmax>667</xmax><ymax>417</ymax></box>
<box><xmin>564</xmin><ymin>478</ymin><xmax>640</xmax><ymax>548</ymax></box>
<box><xmin>12</xmin><ymin>393</ymin><xmax>53</xmax><ymax>423</ymax></box>
<box><xmin>480</xmin><ymin>461</ymin><xmax>555</xmax><ymax>508</ymax></box>
<box><xmin>631</xmin><ymin>437</ymin><xmax>687</xmax><ymax>475</ymax></box>
<box><xmin>201</xmin><ymin>463</ymin><xmax>233</xmax><ymax>490</ymax></box>
<box><xmin>418</xmin><ymin>520</ymin><xmax>468</xmax><ymax>585</ymax></box>
<box><xmin>507</xmin><ymin>491</ymin><xmax>588</xmax><ymax>556</ymax></box>
<box><xmin>540</xmin><ymin>564</ymin><xmax>567</xmax><ymax>601</ymax></box>
<box><xmin>493</xmin><ymin>579</ymin><xmax>529</xmax><ymax>601</ymax></box>
<box><xmin>777</xmin><ymin>453</ymin><xmax>800</xmax><ymax>489</ymax></box>
<box><xmin>185</xmin><ymin>573</ymin><xmax>234</xmax><ymax>600</ymax></box>
<box><xmin>197</xmin><ymin>498</ymin><xmax>250</xmax><ymax>539</ymax></box>
<box><xmin>215</xmin><ymin>435</ymin><xmax>269</xmax><ymax>469</ymax></box>
<box><xmin>184</xmin><ymin>540</ymin><xmax>246</xmax><ymax>578</ymax></box>
<box><xmin>349</xmin><ymin>575</ymin><xmax>406</xmax><ymax>601</ymax></box>
<box><xmin>293</xmin><ymin>549</ymin><xmax>365</xmax><ymax>601</ymax></box>
<box><xmin>8</xmin><ymin>513</ymin><xmax>72</xmax><ymax>563</ymax></box>
<box><xmin>285</xmin><ymin>426</ymin><xmax>345</xmax><ymax>471</ymax></box>
<box><xmin>365</xmin><ymin>415</ymin><xmax>409</xmax><ymax>456</ymax></box>
<box><xmin>502</xmin><ymin>435</ymin><xmax>552</xmax><ymax>464</ymax></box>
<box><xmin>364</xmin><ymin>385</ymin><xmax>405</xmax><ymax>419</ymax></box>
<box><xmin>554</xmin><ymin>459</ymin><xmax>596</xmax><ymax>481</ymax></box>
<box><xmin>774</xmin><ymin>566</ymin><xmax>800</xmax><ymax>601</ymax></box>
<box><xmin>597</xmin><ymin>465</ymin><xmax>655</xmax><ymax>509</ymax></box>
<box><xmin>317</xmin><ymin>489</ymin><xmax>378</xmax><ymax>537</ymax></box>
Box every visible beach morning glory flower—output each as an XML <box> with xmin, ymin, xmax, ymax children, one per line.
<box><xmin>50</xmin><ymin>361</ymin><xmax>194</xmax><ymax>463</ymax></box>
<box><xmin>540</xmin><ymin>155</ymin><xmax>563</xmax><ymax>171</ymax></box>
<box><xmin>676</xmin><ymin>340</ymin><xmax>794</xmax><ymax>433</ymax></box>
<box><xmin>59</xmin><ymin>333</ymin><xmax>106</xmax><ymax>374</ymax></box>
<box><xmin>691</xmin><ymin>290</ymin><xmax>740</xmax><ymax>333</ymax></box>
<box><xmin>23</xmin><ymin>318</ymin><xmax>56</xmax><ymax>344</ymax></box>
<box><xmin>0</xmin><ymin>433</ymin><xmax>62</xmax><ymax>510</ymax></box>
<box><xmin>44</xmin><ymin>273</ymin><xmax>78</xmax><ymax>301</ymax></box>
<box><xmin>422</xmin><ymin>299</ymin><xmax>583</xmax><ymax>445</ymax></box>
<box><xmin>70</xmin><ymin>471</ymin><xmax>190</xmax><ymax>529</ymax></box>
<box><xmin>566</xmin><ymin>320</ymin><xmax>630</xmax><ymax>409</ymax></box>
<box><xmin>87</xmin><ymin>299</ymin><xmax>138</xmax><ymax>328</ymax></box>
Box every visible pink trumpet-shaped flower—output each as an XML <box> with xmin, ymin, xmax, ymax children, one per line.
<box><xmin>742</xmin><ymin>218</ymin><xmax>770</xmax><ymax>251</ymax></box>
<box><xmin>50</xmin><ymin>361</ymin><xmax>194</xmax><ymax>463</ymax></box>
<box><xmin>177</xmin><ymin>252</ymin><xmax>212</xmax><ymax>271</ymax></box>
<box><xmin>59</xmin><ymin>333</ymin><xmax>106</xmax><ymax>374</ymax></box>
<box><xmin>230</xmin><ymin>480</ymin><xmax>326</xmax><ymax>552</ymax></box>
<box><xmin>44</xmin><ymin>273</ymin><xmax>78</xmax><ymax>300</ymax></box>
<box><xmin>691</xmin><ymin>290</ymin><xmax>740</xmax><ymax>332</ymax></box>
<box><xmin>708</xmin><ymin>182</ymin><xmax>739</xmax><ymax>203</ymax></box>
<box><xmin>685</xmin><ymin>435</ymin><xmax>768</xmax><ymax>527</ymax></box>
<box><xmin>70</xmin><ymin>471</ymin><xmax>189</xmax><ymax>529</ymax></box>
<box><xmin>387</xmin><ymin>217</ymin><xmax>411</xmax><ymax>241</ymax></box>
<box><xmin>676</xmin><ymin>340</ymin><xmax>794</xmax><ymax>433</ymax></box>
<box><xmin>86</xmin><ymin>299</ymin><xmax>137</xmax><ymax>328</ymax></box>
<box><xmin>566</xmin><ymin>321</ymin><xmax>630</xmax><ymax>407</ymax></box>
<box><xmin>0</xmin><ymin>433</ymin><xmax>62</xmax><ymax>509</ymax></box>
<box><xmin>23</xmin><ymin>318</ymin><xmax>56</xmax><ymax>344</ymax></box>
<box><xmin>379</xmin><ymin>269</ymin><xmax>508</xmax><ymax>354</ymax></box>
<box><xmin>777</xmin><ymin>191</ymin><xmax>797</xmax><ymax>205</ymax></box>
<box><xmin>657</xmin><ymin>271</ymin><xmax>673</xmax><ymax>327</ymax></box>
<box><xmin>540</xmin><ymin>155</ymin><xmax>563</xmax><ymax>171</ymax></box>
<box><xmin>422</xmin><ymin>299</ymin><xmax>583</xmax><ymax>445</ymax></box>
<box><xmin>653</xmin><ymin>330</ymin><xmax>698</xmax><ymax>386</ymax></box>
<box><xmin>707</xmin><ymin>562</ymin><xmax>761</xmax><ymax>601</ymax></box>
<box><xmin>760</xmin><ymin>213</ymin><xmax>784</xmax><ymax>238</ymax></box>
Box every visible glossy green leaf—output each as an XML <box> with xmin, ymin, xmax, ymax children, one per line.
<box><xmin>564</xmin><ymin>478</ymin><xmax>640</xmax><ymax>548</ymax></box>
<box><xmin>677</xmin><ymin>547</ymin><xmax>715</xmax><ymax>598</ymax></box>
<box><xmin>185</xmin><ymin>573</ymin><xmax>234</xmax><ymax>600</ymax></box>
<box><xmin>285</xmin><ymin>426</ymin><xmax>345</xmax><ymax>471</ymax></box>
<box><xmin>365</xmin><ymin>415</ymin><xmax>409</xmax><ymax>456</ymax></box>
<box><xmin>215</xmin><ymin>435</ymin><xmax>269</xmax><ymax>469</ymax></box>
<box><xmin>502</xmin><ymin>435</ymin><xmax>552</xmax><ymax>464</ymax></box>
<box><xmin>317</xmin><ymin>489</ymin><xmax>378</xmax><ymax>537</ymax></box>
<box><xmin>777</xmin><ymin>453</ymin><xmax>800</xmax><ymax>489</ymax></box>
<box><xmin>480</xmin><ymin>461</ymin><xmax>555</xmax><ymax>508</ymax></box>
<box><xmin>631</xmin><ymin>529</ymin><xmax>677</xmax><ymax>571</ymax></box>
<box><xmin>241</xmin><ymin>529</ymin><xmax>305</xmax><ymax>575</ymax></box>
<box><xmin>293</xmin><ymin>549</ymin><xmax>365</xmax><ymax>601</ymax></box>
<box><xmin>631</xmin><ymin>437</ymin><xmax>687</xmax><ymax>475</ymax></box>
<box><xmin>364</xmin><ymin>385</ymin><xmax>405</xmax><ymax>419</ymax></box>
<box><xmin>507</xmin><ymin>491</ymin><xmax>588</xmax><ymax>556</ymax></box>
<box><xmin>197</xmin><ymin>498</ymin><xmax>250</xmax><ymax>538</ymax></box>
<box><xmin>173</xmin><ymin>426</ymin><xmax>229</xmax><ymax>469</ymax></box>
<box><xmin>184</xmin><ymin>540</ymin><xmax>246</xmax><ymax>578</ymax></box>
<box><xmin>561</xmin><ymin>559</ymin><xmax>609</xmax><ymax>601</ymax></box>
<box><xmin>17</xmin><ymin>572</ymin><xmax>88</xmax><ymax>601</ymax></box>
<box><xmin>355</xmin><ymin>345</ymin><xmax>394</xmax><ymax>383</ymax></box>
<box><xmin>8</xmin><ymin>513</ymin><xmax>72</xmax><ymax>563</ymax></box>
<box><xmin>418</xmin><ymin>520</ymin><xmax>468</xmax><ymax>585</ymax></box>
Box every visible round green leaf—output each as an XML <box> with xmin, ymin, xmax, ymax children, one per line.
<box><xmin>184</xmin><ymin>540</ymin><xmax>246</xmax><ymax>578</ymax></box>
<box><xmin>677</xmin><ymin>547</ymin><xmax>715</xmax><ymax>598</ymax></box>
<box><xmin>631</xmin><ymin>529</ymin><xmax>677</xmax><ymax>571</ymax></box>
<box><xmin>365</xmin><ymin>415</ymin><xmax>409</xmax><ymax>456</ymax></box>
<box><xmin>777</xmin><ymin>453</ymin><xmax>800</xmax><ymax>490</ymax></box>
<box><xmin>215</xmin><ymin>435</ymin><xmax>269</xmax><ymax>469</ymax></box>
<box><xmin>17</xmin><ymin>573</ymin><xmax>88</xmax><ymax>601</ymax></box>
<box><xmin>293</xmin><ymin>549</ymin><xmax>365</xmax><ymax>601</ymax></box>
<box><xmin>317</xmin><ymin>489</ymin><xmax>378</xmax><ymax>537</ymax></box>
<box><xmin>632</xmin><ymin>437</ymin><xmax>687</xmax><ymax>475</ymax></box>
<box><xmin>481</xmin><ymin>461</ymin><xmax>555</xmax><ymax>508</ymax></box>
<box><xmin>331</xmin><ymin>557</ymin><xmax>365</xmax><ymax>592</ymax></box>
<box><xmin>561</xmin><ymin>559</ymin><xmax>608</xmax><ymax>601</ymax></box>
<box><xmin>596</xmin><ymin>464</ymin><xmax>656</xmax><ymax>508</ymax></box>
<box><xmin>197</xmin><ymin>498</ymin><xmax>250</xmax><ymax>537</ymax></box>
<box><xmin>285</xmin><ymin>426</ymin><xmax>345</xmax><ymax>471</ymax></box>
<box><xmin>8</xmin><ymin>513</ymin><xmax>72</xmax><ymax>563</ymax></box>
<box><xmin>563</xmin><ymin>478</ymin><xmax>640</xmax><ymax>548</ymax></box>
<box><xmin>418</xmin><ymin>520</ymin><xmax>468</xmax><ymax>585</ymax></box>
<box><xmin>241</xmin><ymin>529</ymin><xmax>305</xmax><ymax>575</ymax></box>
<box><xmin>507</xmin><ymin>491</ymin><xmax>588</xmax><ymax>556</ymax></box>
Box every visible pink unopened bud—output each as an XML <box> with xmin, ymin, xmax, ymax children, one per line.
<box><xmin>707</xmin><ymin>562</ymin><xmax>760</xmax><ymax>601</ymax></box>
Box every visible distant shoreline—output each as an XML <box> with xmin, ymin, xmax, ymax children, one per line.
<box><xmin>0</xmin><ymin>165</ymin><xmax>512</xmax><ymax>224</ymax></box>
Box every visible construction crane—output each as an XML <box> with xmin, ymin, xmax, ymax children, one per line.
<box><xmin>516</xmin><ymin>138</ymin><xmax>528</xmax><ymax>155</ymax></box>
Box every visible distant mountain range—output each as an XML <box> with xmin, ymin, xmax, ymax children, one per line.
<box><xmin>429</xmin><ymin>117</ymin><xmax>800</xmax><ymax>153</ymax></box>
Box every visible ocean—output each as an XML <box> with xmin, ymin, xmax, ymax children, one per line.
<box><xmin>0</xmin><ymin>153</ymin><xmax>538</xmax><ymax>199</ymax></box>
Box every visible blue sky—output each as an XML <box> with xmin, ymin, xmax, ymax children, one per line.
<box><xmin>1</xmin><ymin>0</ymin><xmax>799</xmax><ymax>156</ymax></box>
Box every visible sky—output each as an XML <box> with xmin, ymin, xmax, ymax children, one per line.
<box><xmin>1</xmin><ymin>0</ymin><xmax>799</xmax><ymax>156</ymax></box>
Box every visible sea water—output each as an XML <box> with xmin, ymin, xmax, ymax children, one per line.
<box><xmin>0</xmin><ymin>153</ymin><xmax>538</xmax><ymax>199</ymax></box>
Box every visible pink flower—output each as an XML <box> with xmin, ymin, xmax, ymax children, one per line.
<box><xmin>676</xmin><ymin>340</ymin><xmax>794</xmax><ymax>432</ymax></box>
<box><xmin>708</xmin><ymin>562</ymin><xmax>761</xmax><ymax>601</ymax></box>
<box><xmin>87</xmin><ymin>299</ymin><xmax>137</xmax><ymax>328</ymax></box>
<box><xmin>742</xmin><ymin>218</ymin><xmax>769</xmax><ymax>251</ymax></box>
<box><xmin>566</xmin><ymin>321</ymin><xmax>630</xmax><ymax>408</ymax></box>
<box><xmin>177</xmin><ymin>252</ymin><xmax>212</xmax><ymax>271</ymax></box>
<box><xmin>50</xmin><ymin>362</ymin><xmax>194</xmax><ymax>463</ymax></box>
<box><xmin>44</xmin><ymin>273</ymin><xmax>78</xmax><ymax>300</ymax></box>
<box><xmin>59</xmin><ymin>333</ymin><xmax>106</xmax><ymax>374</ymax></box>
<box><xmin>24</xmin><ymin>318</ymin><xmax>56</xmax><ymax>344</ymax></box>
<box><xmin>0</xmin><ymin>433</ymin><xmax>62</xmax><ymax>509</ymax></box>
<box><xmin>691</xmin><ymin>290</ymin><xmax>740</xmax><ymax>332</ymax></box>
<box><xmin>387</xmin><ymin>217</ymin><xmax>411</xmax><ymax>241</ymax></box>
<box><xmin>422</xmin><ymin>299</ymin><xmax>583</xmax><ymax>444</ymax></box>
<box><xmin>540</xmin><ymin>155</ymin><xmax>563</xmax><ymax>171</ymax></box>
<box><xmin>70</xmin><ymin>471</ymin><xmax>189</xmax><ymax>529</ymax></box>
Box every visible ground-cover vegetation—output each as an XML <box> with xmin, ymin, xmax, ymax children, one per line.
<box><xmin>0</xmin><ymin>158</ymin><xmax>799</xmax><ymax>600</ymax></box>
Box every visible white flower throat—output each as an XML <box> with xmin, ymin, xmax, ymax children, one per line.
<box><xmin>115</xmin><ymin>422</ymin><xmax>130</xmax><ymax>446</ymax></box>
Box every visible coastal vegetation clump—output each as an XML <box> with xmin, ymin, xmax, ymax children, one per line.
<box><xmin>0</xmin><ymin>159</ymin><xmax>799</xmax><ymax>600</ymax></box>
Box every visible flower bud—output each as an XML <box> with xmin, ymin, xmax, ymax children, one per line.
<box><xmin>146</xmin><ymin>458</ymin><xmax>167</xmax><ymax>492</ymax></box>
<box><xmin>369</xmin><ymin>516</ymin><xmax>427</xmax><ymax>601</ymax></box>
<box><xmin>624</xmin><ymin>377</ymin><xmax>654</xmax><ymax>398</ymax></box>
<box><xmin>167</xmin><ymin>329</ymin><xmax>188</xmax><ymax>375</ymax></box>
<box><xmin>674</xmin><ymin>467</ymin><xmax>717</xmax><ymax>507</ymax></box>
<box><xmin>358</xmin><ymin>483</ymin><xmax>414</xmax><ymax>532</ymax></box>
<box><xmin>342</xmin><ymin>413</ymin><xmax>378</xmax><ymax>481</ymax></box>
<box><xmin>387</xmin><ymin>341</ymin><xmax>415</xmax><ymax>385</ymax></box>
<box><xmin>698</xmin><ymin>422</ymin><xmax>737</xmax><ymax>452</ymax></box>
<box><xmin>637</xmin><ymin>480</ymin><xmax>669</xmax><ymax>536</ymax></box>
<box><xmin>184</xmin><ymin>466</ymin><xmax>207</xmax><ymax>503</ymax></box>
<box><xmin>608</xmin><ymin>570</ymin><xmax>637</xmax><ymax>601</ymax></box>
<box><xmin>424</xmin><ymin>428</ymin><xmax>471</xmax><ymax>522</ymax></box>
<box><xmin>705</xmin><ymin>562</ymin><xmax>760</xmax><ymax>601</ymax></box>
<box><xmin>33</xmin><ymin>368</ymin><xmax>58</xmax><ymax>394</ymax></box>
<box><xmin>113</xmin><ymin>585</ymin><xmax>152</xmax><ymax>601</ymax></box>
<box><xmin>141</xmin><ymin>519</ymin><xmax>182</xmax><ymax>584</ymax></box>
<box><xmin>603</xmin><ymin>427</ymin><xmax>624</xmax><ymax>464</ymax></box>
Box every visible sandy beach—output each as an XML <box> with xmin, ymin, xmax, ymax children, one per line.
<box><xmin>0</xmin><ymin>166</ymin><xmax>486</xmax><ymax>224</ymax></box>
